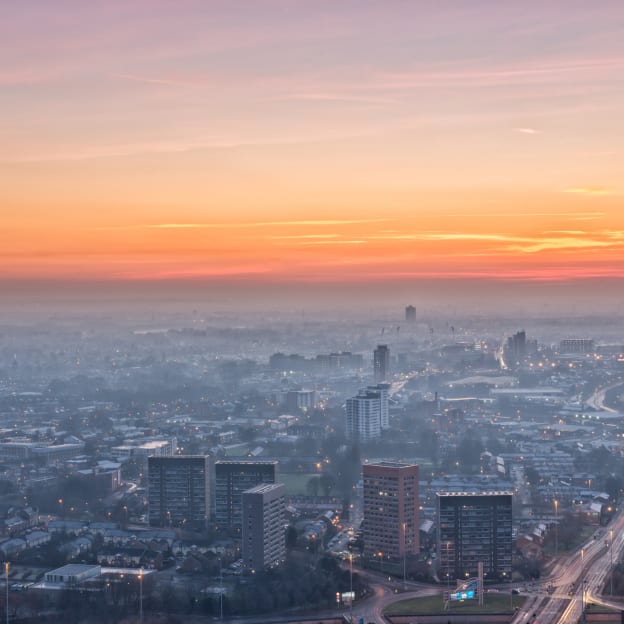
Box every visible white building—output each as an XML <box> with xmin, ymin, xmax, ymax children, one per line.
<box><xmin>345</xmin><ymin>387</ymin><xmax>389</xmax><ymax>441</ymax></box>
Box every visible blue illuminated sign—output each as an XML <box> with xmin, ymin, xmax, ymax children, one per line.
<box><xmin>450</xmin><ymin>590</ymin><xmax>475</xmax><ymax>601</ymax></box>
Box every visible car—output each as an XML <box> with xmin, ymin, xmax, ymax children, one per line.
<box><xmin>512</xmin><ymin>589</ymin><xmax>520</xmax><ymax>595</ymax></box>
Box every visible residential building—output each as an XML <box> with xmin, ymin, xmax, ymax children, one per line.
<box><xmin>148</xmin><ymin>455</ymin><xmax>210</xmax><ymax>530</ymax></box>
<box><xmin>362</xmin><ymin>462</ymin><xmax>419</xmax><ymax>561</ymax></box>
<box><xmin>345</xmin><ymin>390</ymin><xmax>381</xmax><ymax>441</ymax></box>
<box><xmin>405</xmin><ymin>305</ymin><xmax>416</xmax><ymax>323</ymax></box>
<box><xmin>242</xmin><ymin>483</ymin><xmax>286</xmax><ymax>571</ymax></box>
<box><xmin>215</xmin><ymin>460</ymin><xmax>278</xmax><ymax>533</ymax></box>
<box><xmin>436</xmin><ymin>491</ymin><xmax>513</xmax><ymax>581</ymax></box>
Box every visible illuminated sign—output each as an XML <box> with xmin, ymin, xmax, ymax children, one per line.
<box><xmin>450</xmin><ymin>590</ymin><xmax>475</xmax><ymax>601</ymax></box>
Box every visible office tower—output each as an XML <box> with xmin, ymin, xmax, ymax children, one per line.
<box><xmin>437</xmin><ymin>491</ymin><xmax>513</xmax><ymax>581</ymax></box>
<box><xmin>362</xmin><ymin>462</ymin><xmax>419</xmax><ymax>560</ymax></box>
<box><xmin>148</xmin><ymin>456</ymin><xmax>210</xmax><ymax>530</ymax></box>
<box><xmin>373</xmin><ymin>344</ymin><xmax>390</xmax><ymax>383</ymax></box>
<box><xmin>215</xmin><ymin>460</ymin><xmax>278</xmax><ymax>533</ymax></box>
<box><xmin>346</xmin><ymin>389</ymin><xmax>382</xmax><ymax>441</ymax></box>
<box><xmin>242</xmin><ymin>483</ymin><xmax>286</xmax><ymax>572</ymax></box>
<box><xmin>405</xmin><ymin>305</ymin><xmax>416</xmax><ymax>323</ymax></box>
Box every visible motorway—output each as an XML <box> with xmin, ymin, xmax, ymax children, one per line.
<box><xmin>584</xmin><ymin>380</ymin><xmax>624</xmax><ymax>413</ymax></box>
<box><xmin>507</xmin><ymin>507</ymin><xmax>624</xmax><ymax>624</ymax></box>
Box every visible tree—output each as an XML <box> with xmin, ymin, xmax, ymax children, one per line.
<box><xmin>306</xmin><ymin>476</ymin><xmax>320</xmax><ymax>497</ymax></box>
<box><xmin>318</xmin><ymin>474</ymin><xmax>335</xmax><ymax>497</ymax></box>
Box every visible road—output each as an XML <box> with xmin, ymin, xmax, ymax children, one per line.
<box><xmin>585</xmin><ymin>381</ymin><xmax>624</xmax><ymax>413</ymax></box>
<box><xmin>349</xmin><ymin>581</ymin><xmax>441</xmax><ymax>624</ymax></box>
<box><xmin>505</xmin><ymin>507</ymin><xmax>624</xmax><ymax>624</ymax></box>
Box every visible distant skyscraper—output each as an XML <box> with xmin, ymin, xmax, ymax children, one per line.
<box><xmin>405</xmin><ymin>305</ymin><xmax>416</xmax><ymax>323</ymax></box>
<box><xmin>346</xmin><ymin>389</ymin><xmax>382</xmax><ymax>441</ymax></box>
<box><xmin>373</xmin><ymin>344</ymin><xmax>390</xmax><ymax>383</ymax></box>
<box><xmin>437</xmin><ymin>491</ymin><xmax>512</xmax><ymax>581</ymax></box>
<box><xmin>363</xmin><ymin>462</ymin><xmax>419</xmax><ymax>560</ymax></box>
<box><xmin>242</xmin><ymin>482</ymin><xmax>286</xmax><ymax>572</ymax></box>
<box><xmin>148</xmin><ymin>455</ymin><xmax>210</xmax><ymax>530</ymax></box>
<box><xmin>215</xmin><ymin>460</ymin><xmax>278</xmax><ymax>533</ymax></box>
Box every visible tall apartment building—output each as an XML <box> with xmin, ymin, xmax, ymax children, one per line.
<box><xmin>346</xmin><ymin>390</ymin><xmax>381</xmax><ymax>441</ymax></box>
<box><xmin>345</xmin><ymin>383</ymin><xmax>390</xmax><ymax>440</ymax></box>
<box><xmin>368</xmin><ymin>382</ymin><xmax>390</xmax><ymax>430</ymax></box>
<box><xmin>215</xmin><ymin>460</ymin><xmax>278</xmax><ymax>533</ymax></box>
<box><xmin>242</xmin><ymin>483</ymin><xmax>286</xmax><ymax>572</ymax></box>
<box><xmin>405</xmin><ymin>305</ymin><xmax>416</xmax><ymax>323</ymax></box>
<box><xmin>436</xmin><ymin>491</ymin><xmax>513</xmax><ymax>581</ymax></box>
<box><xmin>362</xmin><ymin>462</ymin><xmax>419</xmax><ymax>560</ymax></box>
<box><xmin>148</xmin><ymin>455</ymin><xmax>210</xmax><ymax>530</ymax></box>
<box><xmin>373</xmin><ymin>344</ymin><xmax>390</xmax><ymax>383</ymax></box>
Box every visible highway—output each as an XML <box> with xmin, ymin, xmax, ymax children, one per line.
<box><xmin>505</xmin><ymin>508</ymin><xmax>624</xmax><ymax>624</ymax></box>
<box><xmin>584</xmin><ymin>380</ymin><xmax>624</xmax><ymax>413</ymax></box>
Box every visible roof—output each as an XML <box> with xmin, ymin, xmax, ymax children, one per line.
<box><xmin>47</xmin><ymin>564</ymin><xmax>100</xmax><ymax>576</ymax></box>
<box><xmin>437</xmin><ymin>491</ymin><xmax>514</xmax><ymax>497</ymax></box>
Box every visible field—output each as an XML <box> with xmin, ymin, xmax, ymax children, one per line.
<box><xmin>280</xmin><ymin>472</ymin><xmax>318</xmax><ymax>495</ymax></box>
<box><xmin>384</xmin><ymin>593</ymin><xmax>526</xmax><ymax>616</ymax></box>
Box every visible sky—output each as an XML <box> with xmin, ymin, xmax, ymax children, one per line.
<box><xmin>2</xmin><ymin>1</ymin><xmax>624</xmax><ymax>306</ymax></box>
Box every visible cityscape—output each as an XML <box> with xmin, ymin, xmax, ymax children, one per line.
<box><xmin>0</xmin><ymin>308</ymin><xmax>623</xmax><ymax>623</ymax></box>
<box><xmin>2</xmin><ymin>1</ymin><xmax>624</xmax><ymax>623</ymax></box>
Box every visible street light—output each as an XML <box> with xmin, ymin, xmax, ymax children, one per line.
<box><xmin>5</xmin><ymin>562</ymin><xmax>8</xmax><ymax>624</ymax></box>
<box><xmin>402</xmin><ymin>522</ymin><xmax>407</xmax><ymax>590</ymax></box>
<box><xmin>138</xmin><ymin>568</ymin><xmax>143</xmax><ymax>622</ymax></box>
<box><xmin>554</xmin><ymin>500</ymin><xmax>559</xmax><ymax>556</ymax></box>
<box><xmin>446</xmin><ymin>542</ymin><xmax>451</xmax><ymax>609</ymax></box>
<box><xmin>610</xmin><ymin>530</ymin><xmax>614</xmax><ymax>596</ymax></box>
<box><xmin>349</xmin><ymin>552</ymin><xmax>354</xmax><ymax>622</ymax></box>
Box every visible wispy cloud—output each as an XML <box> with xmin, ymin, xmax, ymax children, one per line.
<box><xmin>111</xmin><ymin>73</ymin><xmax>200</xmax><ymax>88</ymax></box>
<box><xmin>285</xmin><ymin>240</ymin><xmax>368</xmax><ymax>246</ymax></box>
<box><xmin>269</xmin><ymin>92</ymin><xmax>398</xmax><ymax>105</ymax></box>
<box><xmin>442</xmin><ymin>212</ymin><xmax>605</xmax><ymax>220</ymax></box>
<box><xmin>268</xmin><ymin>234</ymin><xmax>341</xmax><ymax>240</ymax></box>
<box><xmin>96</xmin><ymin>219</ymin><xmax>392</xmax><ymax>231</ymax></box>
<box><xmin>149</xmin><ymin>219</ymin><xmax>390</xmax><ymax>229</ymax></box>
<box><xmin>514</xmin><ymin>127</ymin><xmax>541</xmax><ymax>134</ymax></box>
<box><xmin>563</xmin><ymin>187</ymin><xmax>613</xmax><ymax>196</ymax></box>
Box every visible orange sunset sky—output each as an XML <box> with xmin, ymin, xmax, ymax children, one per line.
<box><xmin>1</xmin><ymin>1</ymin><xmax>624</xmax><ymax>300</ymax></box>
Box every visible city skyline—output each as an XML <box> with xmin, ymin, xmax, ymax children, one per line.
<box><xmin>2</xmin><ymin>1</ymin><xmax>624</xmax><ymax>302</ymax></box>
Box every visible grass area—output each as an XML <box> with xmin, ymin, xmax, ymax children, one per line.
<box><xmin>384</xmin><ymin>593</ymin><xmax>526</xmax><ymax>616</ymax></box>
<box><xmin>280</xmin><ymin>472</ymin><xmax>318</xmax><ymax>495</ymax></box>
<box><xmin>223</xmin><ymin>443</ymin><xmax>250</xmax><ymax>457</ymax></box>
<box><xmin>588</xmin><ymin>602</ymin><xmax>618</xmax><ymax>613</ymax></box>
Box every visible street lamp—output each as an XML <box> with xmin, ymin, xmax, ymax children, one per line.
<box><xmin>219</xmin><ymin>558</ymin><xmax>224</xmax><ymax>620</ymax></box>
<box><xmin>402</xmin><ymin>522</ymin><xmax>407</xmax><ymax>590</ymax></box>
<box><xmin>446</xmin><ymin>542</ymin><xmax>451</xmax><ymax>608</ymax></box>
<box><xmin>610</xmin><ymin>530</ymin><xmax>614</xmax><ymax>596</ymax></box>
<box><xmin>5</xmin><ymin>562</ymin><xmax>8</xmax><ymax>624</ymax></box>
<box><xmin>138</xmin><ymin>568</ymin><xmax>143</xmax><ymax>622</ymax></box>
<box><xmin>349</xmin><ymin>552</ymin><xmax>354</xmax><ymax>621</ymax></box>
<box><xmin>554</xmin><ymin>500</ymin><xmax>559</xmax><ymax>556</ymax></box>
